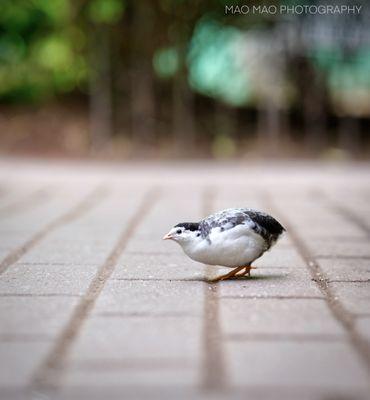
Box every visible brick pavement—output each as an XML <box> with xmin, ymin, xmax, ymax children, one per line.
<box><xmin>0</xmin><ymin>159</ymin><xmax>369</xmax><ymax>400</ymax></box>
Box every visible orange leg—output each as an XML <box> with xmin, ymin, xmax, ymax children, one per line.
<box><xmin>210</xmin><ymin>265</ymin><xmax>249</xmax><ymax>282</ymax></box>
<box><xmin>236</xmin><ymin>265</ymin><xmax>257</xmax><ymax>277</ymax></box>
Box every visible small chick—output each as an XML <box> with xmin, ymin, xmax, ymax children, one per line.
<box><xmin>163</xmin><ymin>208</ymin><xmax>285</xmax><ymax>281</ymax></box>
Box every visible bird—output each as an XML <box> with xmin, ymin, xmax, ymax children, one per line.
<box><xmin>163</xmin><ymin>208</ymin><xmax>285</xmax><ymax>282</ymax></box>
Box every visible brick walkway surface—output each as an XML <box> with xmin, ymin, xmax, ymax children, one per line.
<box><xmin>0</xmin><ymin>158</ymin><xmax>369</xmax><ymax>400</ymax></box>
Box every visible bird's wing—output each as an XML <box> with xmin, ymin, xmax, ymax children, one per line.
<box><xmin>199</xmin><ymin>209</ymin><xmax>253</xmax><ymax>237</ymax></box>
<box><xmin>200</xmin><ymin>208</ymin><xmax>285</xmax><ymax>245</ymax></box>
<box><xmin>243</xmin><ymin>208</ymin><xmax>285</xmax><ymax>237</ymax></box>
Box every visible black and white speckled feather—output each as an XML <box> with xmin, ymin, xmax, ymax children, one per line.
<box><xmin>200</xmin><ymin>208</ymin><xmax>285</xmax><ymax>247</ymax></box>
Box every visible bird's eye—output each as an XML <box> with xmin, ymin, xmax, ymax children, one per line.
<box><xmin>176</xmin><ymin>229</ymin><xmax>182</xmax><ymax>234</ymax></box>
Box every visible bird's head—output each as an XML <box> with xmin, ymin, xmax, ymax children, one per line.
<box><xmin>163</xmin><ymin>222</ymin><xmax>201</xmax><ymax>245</ymax></box>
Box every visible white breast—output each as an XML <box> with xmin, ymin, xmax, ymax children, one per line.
<box><xmin>181</xmin><ymin>225</ymin><xmax>267</xmax><ymax>268</ymax></box>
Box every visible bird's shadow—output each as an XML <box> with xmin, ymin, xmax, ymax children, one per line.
<box><xmin>180</xmin><ymin>273</ymin><xmax>286</xmax><ymax>283</ymax></box>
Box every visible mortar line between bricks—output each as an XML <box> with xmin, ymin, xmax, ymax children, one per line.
<box><xmin>30</xmin><ymin>187</ymin><xmax>160</xmax><ymax>390</ymax></box>
<box><xmin>0</xmin><ymin>293</ymin><xmax>81</xmax><ymax>297</ymax></box>
<box><xmin>326</xmin><ymin>279</ymin><xmax>370</xmax><ymax>283</ymax></box>
<box><xmin>71</xmin><ymin>358</ymin><xmax>193</xmax><ymax>370</ymax></box>
<box><xmin>315</xmin><ymin>255</ymin><xmax>370</xmax><ymax>260</ymax></box>
<box><xmin>263</xmin><ymin>193</ymin><xmax>370</xmax><ymax>375</ymax></box>
<box><xmin>0</xmin><ymin>185</ymin><xmax>53</xmax><ymax>217</ymax></box>
<box><xmin>112</xmin><ymin>277</ymin><xmax>208</xmax><ymax>282</ymax></box>
<box><xmin>354</xmin><ymin>313</ymin><xmax>370</xmax><ymax>318</ymax></box>
<box><xmin>304</xmin><ymin>235</ymin><xmax>368</xmax><ymax>241</ymax></box>
<box><xmin>2</xmin><ymin>383</ymin><xmax>363</xmax><ymax>395</ymax></box>
<box><xmin>18</xmin><ymin>263</ymin><xmax>101</xmax><ymax>266</ymax></box>
<box><xmin>220</xmin><ymin>295</ymin><xmax>324</xmax><ymax>300</ymax></box>
<box><xmin>225</xmin><ymin>333</ymin><xmax>345</xmax><ymax>342</ymax></box>
<box><xmin>0</xmin><ymin>333</ymin><xmax>54</xmax><ymax>342</ymax></box>
<box><xmin>124</xmin><ymin>251</ymin><xmax>180</xmax><ymax>255</ymax></box>
<box><xmin>94</xmin><ymin>311</ymin><xmax>200</xmax><ymax>318</ymax></box>
<box><xmin>0</xmin><ymin>186</ymin><xmax>108</xmax><ymax>276</ymax></box>
<box><xmin>201</xmin><ymin>187</ymin><xmax>227</xmax><ymax>392</ymax></box>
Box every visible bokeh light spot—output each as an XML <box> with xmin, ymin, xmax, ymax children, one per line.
<box><xmin>187</xmin><ymin>19</ymin><xmax>251</xmax><ymax>106</ymax></box>
<box><xmin>88</xmin><ymin>0</ymin><xmax>124</xmax><ymax>24</ymax></box>
<box><xmin>153</xmin><ymin>47</ymin><xmax>180</xmax><ymax>79</ymax></box>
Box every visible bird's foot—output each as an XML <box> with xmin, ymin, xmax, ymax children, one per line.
<box><xmin>236</xmin><ymin>265</ymin><xmax>257</xmax><ymax>277</ymax></box>
<box><xmin>209</xmin><ymin>265</ymin><xmax>251</xmax><ymax>282</ymax></box>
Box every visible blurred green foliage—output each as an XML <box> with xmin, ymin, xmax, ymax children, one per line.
<box><xmin>0</xmin><ymin>0</ymin><xmax>82</xmax><ymax>102</ymax></box>
<box><xmin>312</xmin><ymin>47</ymin><xmax>370</xmax><ymax>92</ymax></box>
<box><xmin>0</xmin><ymin>0</ymin><xmax>123</xmax><ymax>103</ymax></box>
<box><xmin>0</xmin><ymin>0</ymin><xmax>369</xmax><ymax>117</ymax></box>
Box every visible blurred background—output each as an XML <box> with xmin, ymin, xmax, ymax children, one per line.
<box><xmin>0</xmin><ymin>0</ymin><xmax>369</xmax><ymax>160</ymax></box>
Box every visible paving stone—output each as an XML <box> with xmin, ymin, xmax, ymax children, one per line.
<box><xmin>1</xmin><ymin>161</ymin><xmax>370</xmax><ymax>399</ymax></box>
<box><xmin>226</xmin><ymin>341</ymin><xmax>370</xmax><ymax>390</ymax></box>
<box><xmin>0</xmin><ymin>187</ymin><xmax>30</xmax><ymax>208</ymax></box>
<box><xmin>253</xmin><ymin>248</ymin><xmax>306</xmax><ymax>268</ymax></box>
<box><xmin>114</xmin><ymin>257</ymin><xmax>204</xmax><ymax>279</ymax></box>
<box><xmin>294</xmin><ymin>221</ymin><xmax>364</xmax><ymax>239</ymax></box>
<box><xmin>93</xmin><ymin>280</ymin><xmax>204</xmax><ymax>316</ymax></box>
<box><xmin>46</xmin><ymin>386</ymin><xmax>370</xmax><ymax>400</ymax></box>
<box><xmin>0</xmin><ymin>296</ymin><xmax>79</xmax><ymax>336</ymax></box>
<box><xmin>0</xmin><ymin>342</ymin><xmax>52</xmax><ymax>387</ymax></box>
<box><xmin>329</xmin><ymin>282</ymin><xmax>370</xmax><ymax>315</ymax></box>
<box><xmin>220</xmin><ymin>298</ymin><xmax>344</xmax><ymax>336</ymax></box>
<box><xmin>123</xmin><ymin>191</ymin><xmax>202</xmax><ymax>255</ymax></box>
<box><xmin>124</xmin><ymin>238</ymin><xmax>188</xmax><ymax>255</ymax></box>
<box><xmin>269</xmin><ymin>235</ymin><xmax>295</xmax><ymax>248</ymax></box>
<box><xmin>0</xmin><ymin>188</ymin><xmax>94</xmax><ymax>255</ymax></box>
<box><xmin>304</xmin><ymin>238</ymin><xmax>370</xmax><ymax>258</ymax></box>
<box><xmin>356</xmin><ymin>317</ymin><xmax>370</xmax><ymax>342</ymax></box>
<box><xmin>318</xmin><ymin>258</ymin><xmax>370</xmax><ymax>282</ymax></box>
<box><xmin>324</xmin><ymin>194</ymin><xmax>370</xmax><ymax>227</ymax></box>
<box><xmin>0</xmin><ymin>264</ymin><xmax>99</xmax><ymax>295</ymax></box>
<box><xmin>52</xmin><ymin>388</ymin><xmax>205</xmax><ymax>400</ymax></box>
<box><xmin>21</xmin><ymin>241</ymin><xmax>111</xmax><ymax>264</ymax></box>
<box><xmin>19</xmin><ymin>244</ymin><xmax>110</xmax><ymax>265</ymax></box>
<box><xmin>61</xmin><ymin>364</ymin><xmax>199</xmax><ymax>388</ymax></box>
<box><xmin>68</xmin><ymin>316</ymin><xmax>202</xmax><ymax>362</ymax></box>
<box><xmin>112</xmin><ymin>253</ymin><xmax>206</xmax><ymax>280</ymax></box>
<box><xmin>14</xmin><ymin>189</ymin><xmax>146</xmax><ymax>266</ymax></box>
<box><xmin>218</xmin><ymin>267</ymin><xmax>323</xmax><ymax>298</ymax></box>
<box><xmin>2</xmin><ymin>387</ymin><xmax>370</xmax><ymax>400</ymax></box>
<box><xmin>132</xmin><ymin>191</ymin><xmax>203</xmax><ymax>236</ymax></box>
<box><xmin>0</xmin><ymin>249</ymin><xmax>10</xmax><ymax>260</ymax></box>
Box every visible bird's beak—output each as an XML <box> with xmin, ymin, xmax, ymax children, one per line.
<box><xmin>162</xmin><ymin>232</ymin><xmax>173</xmax><ymax>240</ymax></box>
